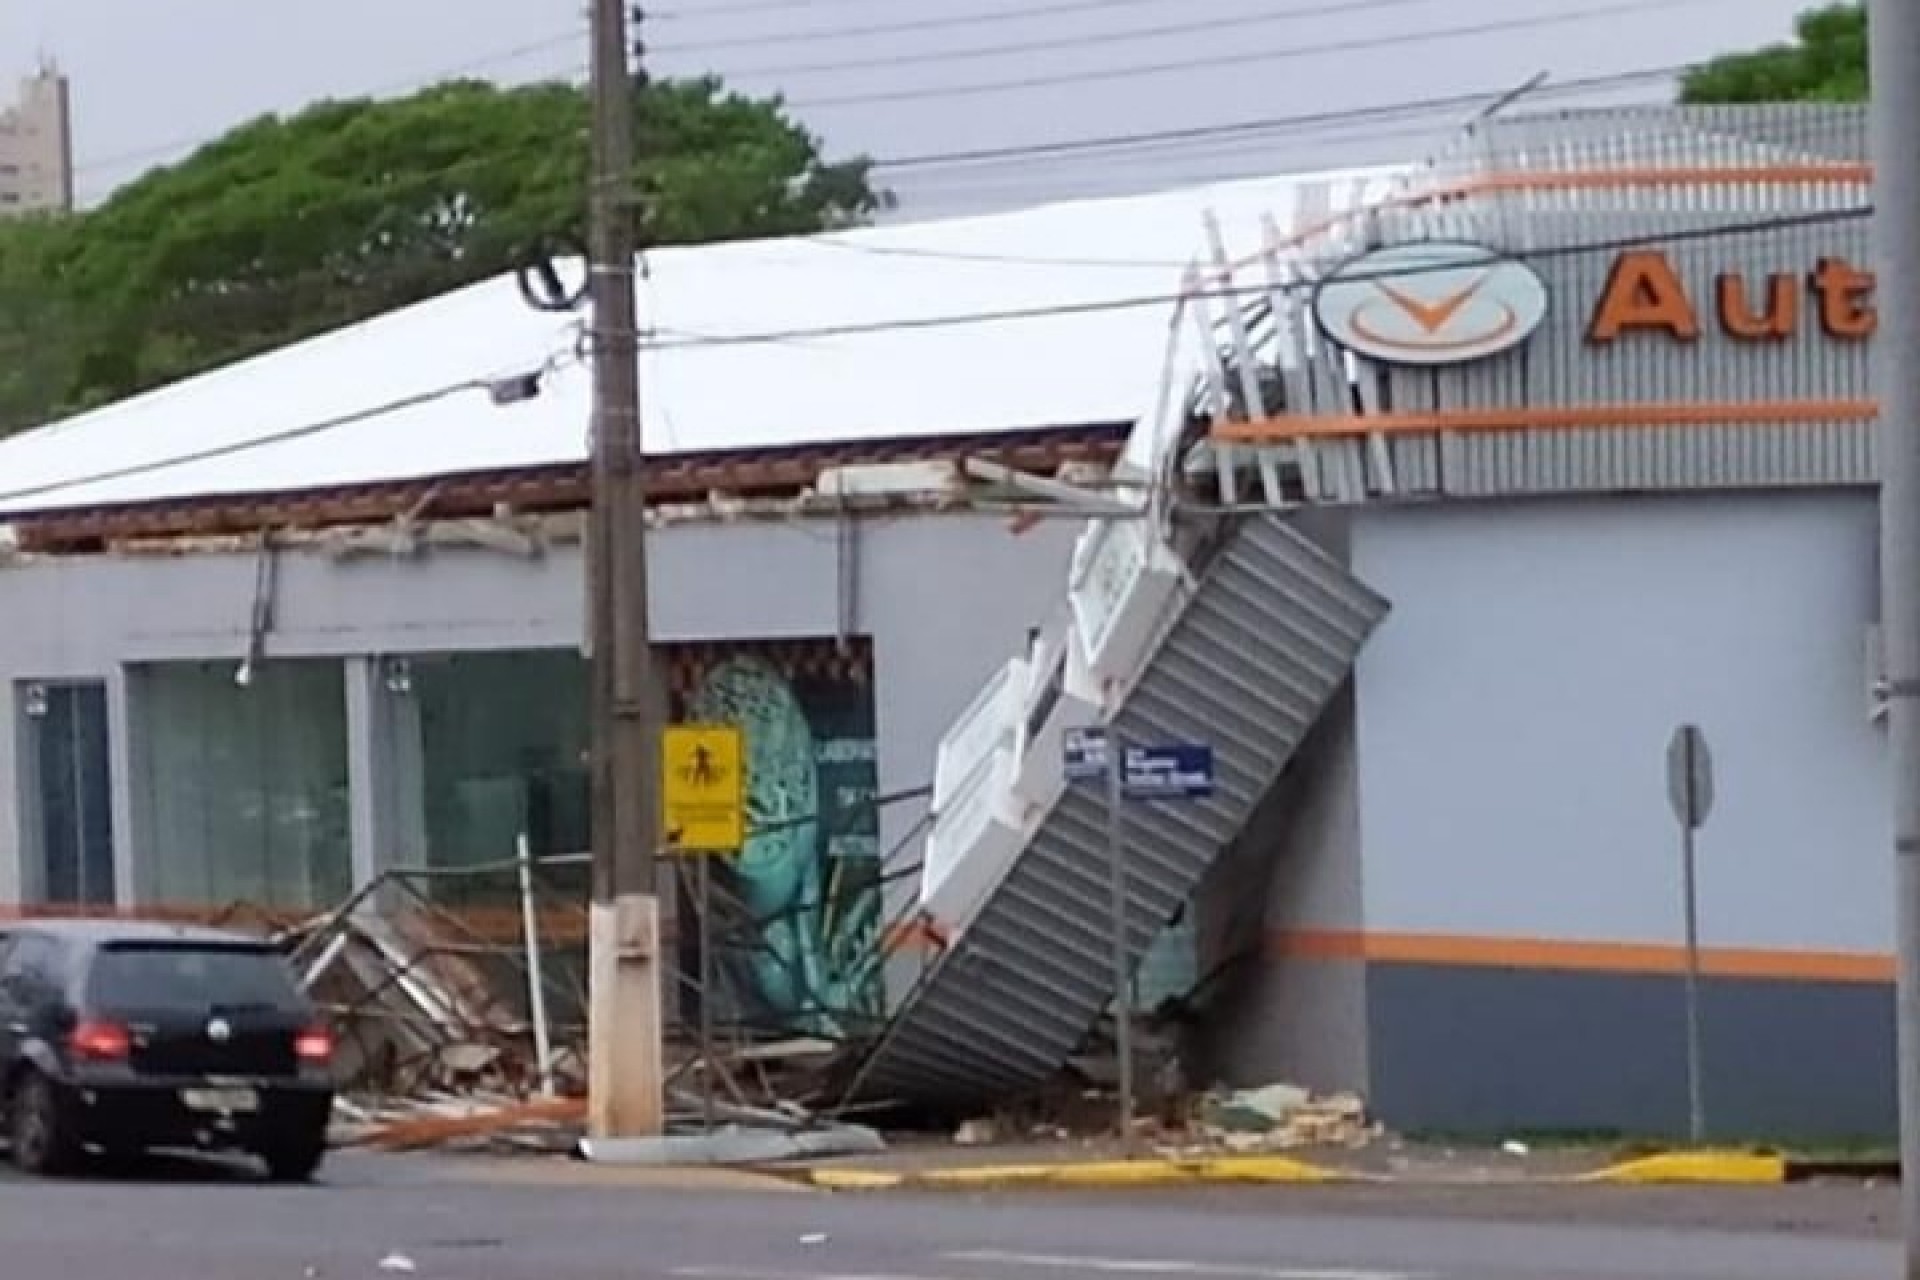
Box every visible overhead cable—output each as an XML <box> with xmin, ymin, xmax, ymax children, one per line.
<box><xmin>658</xmin><ymin>0</ymin><xmax>1449</xmax><ymax>61</ymax></box>
<box><xmin>1</xmin><ymin>203</ymin><xmax>1872</xmax><ymax>512</ymax></box>
<box><xmin>783</xmin><ymin>0</ymin><xmax>1733</xmax><ymax>110</ymax></box>
<box><xmin>867</xmin><ymin>67</ymin><xmax>1687</xmax><ymax>173</ymax></box>
<box><xmin>646</xmin><ymin>205</ymin><xmax>1875</xmax><ymax>349</ymax></box>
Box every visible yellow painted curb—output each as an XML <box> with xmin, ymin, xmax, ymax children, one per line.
<box><xmin>809</xmin><ymin>1168</ymin><xmax>907</xmax><ymax>1191</ymax></box>
<box><xmin>812</xmin><ymin>1156</ymin><xmax>1350</xmax><ymax>1190</ymax></box>
<box><xmin>808</xmin><ymin>1151</ymin><xmax>1790</xmax><ymax>1192</ymax></box>
<box><xmin>1185</xmin><ymin>1157</ymin><xmax>1352</xmax><ymax>1185</ymax></box>
<box><xmin>917</xmin><ymin>1163</ymin><xmax>1068</xmax><ymax>1188</ymax></box>
<box><xmin>1582</xmin><ymin>1151</ymin><xmax>1787</xmax><ymax>1186</ymax></box>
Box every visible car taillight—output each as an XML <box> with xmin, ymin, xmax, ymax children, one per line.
<box><xmin>69</xmin><ymin>1019</ymin><xmax>131</xmax><ymax>1061</ymax></box>
<box><xmin>294</xmin><ymin>1026</ymin><xmax>333</xmax><ymax>1064</ymax></box>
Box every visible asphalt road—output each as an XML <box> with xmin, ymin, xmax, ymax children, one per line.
<box><xmin>0</xmin><ymin>1152</ymin><xmax>1902</xmax><ymax>1280</ymax></box>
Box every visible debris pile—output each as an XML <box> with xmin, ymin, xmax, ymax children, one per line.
<box><xmin>287</xmin><ymin>904</ymin><xmax>576</xmax><ymax>1104</ymax></box>
<box><xmin>332</xmin><ymin>1093</ymin><xmax>588</xmax><ymax>1154</ymax></box>
<box><xmin>1190</xmin><ymin>1082</ymin><xmax>1375</xmax><ymax>1151</ymax></box>
<box><xmin>274</xmin><ymin>862</ymin><xmax>887</xmax><ymax>1162</ymax></box>
<box><xmin>942</xmin><ymin>1079</ymin><xmax>1378</xmax><ymax>1157</ymax></box>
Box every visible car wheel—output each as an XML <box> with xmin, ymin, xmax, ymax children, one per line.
<box><xmin>260</xmin><ymin>1136</ymin><xmax>326</xmax><ymax>1184</ymax></box>
<box><xmin>10</xmin><ymin>1071</ymin><xmax>78</xmax><ymax>1177</ymax></box>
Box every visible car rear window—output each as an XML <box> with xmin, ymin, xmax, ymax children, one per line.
<box><xmin>87</xmin><ymin>943</ymin><xmax>304</xmax><ymax>1013</ymax></box>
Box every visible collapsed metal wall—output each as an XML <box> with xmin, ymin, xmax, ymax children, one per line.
<box><xmin>852</xmin><ymin>514</ymin><xmax>1387</xmax><ymax>1109</ymax></box>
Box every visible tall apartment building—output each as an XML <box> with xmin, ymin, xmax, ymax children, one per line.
<box><xmin>0</xmin><ymin>66</ymin><xmax>72</xmax><ymax>216</ymax></box>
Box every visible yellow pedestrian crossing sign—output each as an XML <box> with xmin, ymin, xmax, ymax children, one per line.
<box><xmin>662</xmin><ymin>724</ymin><xmax>745</xmax><ymax>854</ymax></box>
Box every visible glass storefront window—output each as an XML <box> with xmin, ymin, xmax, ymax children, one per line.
<box><xmin>19</xmin><ymin>681</ymin><xmax>115</xmax><ymax>905</ymax></box>
<box><xmin>412</xmin><ymin>651</ymin><xmax>591</xmax><ymax>899</ymax></box>
<box><xmin>134</xmin><ymin>659</ymin><xmax>350</xmax><ymax>912</ymax></box>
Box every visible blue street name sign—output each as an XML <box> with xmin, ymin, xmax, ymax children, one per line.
<box><xmin>1122</xmin><ymin>744</ymin><xmax>1215</xmax><ymax>800</ymax></box>
<box><xmin>1063</xmin><ymin>727</ymin><xmax>1110</xmax><ymax>782</ymax></box>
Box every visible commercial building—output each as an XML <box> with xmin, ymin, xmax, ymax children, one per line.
<box><xmin>0</xmin><ymin>65</ymin><xmax>72</xmax><ymax>215</ymax></box>
<box><xmin>0</xmin><ymin>168</ymin><xmax>1375</xmax><ymax>1040</ymax></box>
<box><xmin>867</xmin><ymin>103</ymin><xmax>1895</xmax><ymax>1142</ymax></box>
<box><xmin>0</xmin><ymin>102</ymin><xmax>1900</xmax><ymax>1139</ymax></box>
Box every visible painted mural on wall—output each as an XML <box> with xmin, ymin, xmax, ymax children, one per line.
<box><xmin>668</xmin><ymin>639</ymin><xmax>883</xmax><ymax>1036</ymax></box>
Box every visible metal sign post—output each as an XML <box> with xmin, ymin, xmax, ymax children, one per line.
<box><xmin>662</xmin><ymin>723</ymin><xmax>747</xmax><ymax>1136</ymax></box>
<box><xmin>697</xmin><ymin>852</ymin><xmax>715</xmax><ymax>1133</ymax></box>
<box><xmin>1064</xmin><ymin>727</ymin><xmax>1214</xmax><ymax>1158</ymax></box>
<box><xmin>1104</xmin><ymin>733</ymin><xmax>1134</xmax><ymax>1158</ymax></box>
<box><xmin>1666</xmin><ymin>723</ymin><xmax>1715</xmax><ymax>1146</ymax></box>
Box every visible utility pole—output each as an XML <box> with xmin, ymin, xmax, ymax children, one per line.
<box><xmin>1870</xmin><ymin>3</ymin><xmax>1920</xmax><ymax>1274</ymax></box>
<box><xmin>585</xmin><ymin>0</ymin><xmax>665</xmax><ymax>1141</ymax></box>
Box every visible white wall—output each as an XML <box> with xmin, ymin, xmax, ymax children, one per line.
<box><xmin>1350</xmin><ymin>493</ymin><xmax>1890</xmax><ymax>954</ymax></box>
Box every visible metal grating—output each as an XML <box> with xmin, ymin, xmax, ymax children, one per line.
<box><xmin>850</xmin><ymin>514</ymin><xmax>1388</xmax><ymax>1109</ymax></box>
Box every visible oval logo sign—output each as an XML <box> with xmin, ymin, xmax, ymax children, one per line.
<box><xmin>1312</xmin><ymin>241</ymin><xmax>1548</xmax><ymax>367</ymax></box>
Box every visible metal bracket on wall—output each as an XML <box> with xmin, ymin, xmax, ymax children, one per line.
<box><xmin>236</xmin><ymin>532</ymin><xmax>278</xmax><ymax>689</ymax></box>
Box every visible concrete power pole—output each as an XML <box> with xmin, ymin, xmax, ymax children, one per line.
<box><xmin>585</xmin><ymin>0</ymin><xmax>666</xmax><ymax>1140</ymax></box>
<box><xmin>1870</xmin><ymin>2</ymin><xmax>1920</xmax><ymax>1274</ymax></box>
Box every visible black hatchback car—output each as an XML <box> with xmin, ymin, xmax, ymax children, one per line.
<box><xmin>0</xmin><ymin>920</ymin><xmax>335</xmax><ymax>1181</ymax></box>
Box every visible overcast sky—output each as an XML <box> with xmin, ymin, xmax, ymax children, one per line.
<box><xmin>2</xmin><ymin>0</ymin><xmax>1818</xmax><ymax>219</ymax></box>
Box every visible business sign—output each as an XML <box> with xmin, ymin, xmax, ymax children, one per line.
<box><xmin>1313</xmin><ymin>240</ymin><xmax>1549</xmax><ymax>367</ymax></box>
<box><xmin>1587</xmin><ymin>250</ymin><xmax>1877</xmax><ymax>344</ymax></box>
<box><xmin>1063</xmin><ymin>726</ymin><xmax>1110</xmax><ymax>782</ymax></box>
<box><xmin>1122</xmin><ymin>744</ymin><xmax>1215</xmax><ymax>800</ymax></box>
<box><xmin>661</xmin><ymin>723</ymin><xmax>746</xmax><ymax>853</ymax></box>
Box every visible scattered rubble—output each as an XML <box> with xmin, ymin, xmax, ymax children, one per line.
<box><xmin>941</xmin><ymin>1078</ymin><xmax>1379</xmax><ymax>1159</ymax></box>
<box><xmin>953</xmin><ymin>1118</ymin><xmax>999</xmax><ymax>1147</ymax></box>
<box><xmin>1190</xmin><ymin>1083</ymin><xmax>1374</xmax><ymax>1152</ymax></box>
<box><xmin>278</xmin><ymin>863</ymin><xmax>881</xmax><ymax>1164</ymax></box>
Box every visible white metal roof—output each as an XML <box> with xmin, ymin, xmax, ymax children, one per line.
<box><xmin>0</xmin><ymin>166</ymin><xmax>1405</xmax><ymax>517</ymax></box>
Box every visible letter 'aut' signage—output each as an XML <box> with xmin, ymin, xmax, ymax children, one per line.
<box><xmin>1586</xmin><ymin>250</ymin><xmax>1878</xmax><ymax>344</ymax></box>
<box><xmin>1312</xmin><ymin>241</ymin><xmax>1549</xmax><ymax>367</ymax></box>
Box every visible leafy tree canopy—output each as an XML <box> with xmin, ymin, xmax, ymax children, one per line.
<box><xmin>1680</xmin><ymin>2</ymin><xmax>1867</xmax><ymax>104</ymax></box>
<box><xmin>0</xmin><ymin>76</ymin><xmax>888</xmax><ymax>435</ymax></box>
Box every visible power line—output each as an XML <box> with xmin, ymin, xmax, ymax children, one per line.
<box><xmin>2</xmin><ymin>203</ymin><xmax>1871</xmax><ymax>512</ymax></box>
<box><xmin>0</xmin><ymin>375</ymin><xmax>509</xmax><ymax>510</ymax></box>
<box><xmin>719</xmin><ymin>0</ymin><xmax>1483</xmax><ymax>82</ymax></box>
<box><xmin>896</xmin><ymin>106</ymin><xmax>1647</xmax><ymax>203</ymax></box>
<box><xmin>655</xmin><ymin>0</ymin><xmax>1445</xmax><ymax>59</ymax></box>
<box><xmin>866</xmin><ymin>67</ymin><xmax>1687</xmax><ymax>174</ymax></box>
<box><xmin>652</xmin><ymin>0</ymin><xmax>975</xmax><ymax>20</ymax></box>
<box><xmin>645</xmin><ymin>204</ymin><xmax>1873</xmax><ymax>350</ymax></box>
<box><xmin>888</xmin><ymin>126</ymin><xmax>1464</xmax><ymax>210</ymax></box>
<box><xmin>783</xmin><ymin>0</ymin><xmax>1734</xmax><ymax>110</ymax></box>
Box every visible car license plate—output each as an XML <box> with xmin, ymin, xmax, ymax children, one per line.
<box><xmin>181</xmin><ymin>1087</ymin><xmax>259</xmax><ymax>1114</ymax></box>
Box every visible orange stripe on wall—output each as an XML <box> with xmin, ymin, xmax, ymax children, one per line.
<box><xmin>1457</xmin><ymin>164</ymin><xmax>1871</xmax><ymax>195</ymax></box>
<box><xmin>1212</xmin><ymin>399</ymin><xmax>1880</xmax><ymax>444</ymax></box>
<box><xmin>1271</xmin><ymin>928</ymin><xmax>1893</xmax><ymax>985</ymax></box>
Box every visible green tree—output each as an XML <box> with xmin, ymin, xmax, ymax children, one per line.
<box><xmin>1679</xmin><ymin>2</ymin><xmax>1867</xmax><ymax>104</ymax></box>
<box><xmin>0</xmin><ymin>75</ymin><xmax>887</xmax><ymax>433</ymax></box>
<box><xmin>0</xmin><ymin>215</ymin><xmax>87</xmax><ymax>434</ymax></box>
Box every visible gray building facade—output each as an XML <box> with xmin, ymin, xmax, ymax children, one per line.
<box><xmin>0</xmin><ymin>501</ymin><xmax>1084</xmax><ymax>1036</ymax></box>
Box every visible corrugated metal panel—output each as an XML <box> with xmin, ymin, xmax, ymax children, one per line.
<box><xmin>1395</xmin><ymin>108</ymin><xmax>1870</xmax><ymax>496</ymax></box>
<box><xmin>850</xmin><ymin>515</ymin><xmax>1387</xmax><ymax>1109</ymax></box>
<box><xmin>1204</xmin><ymin>105</ymin><xmax>1880</xmax><ymax>506</ymax></box>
